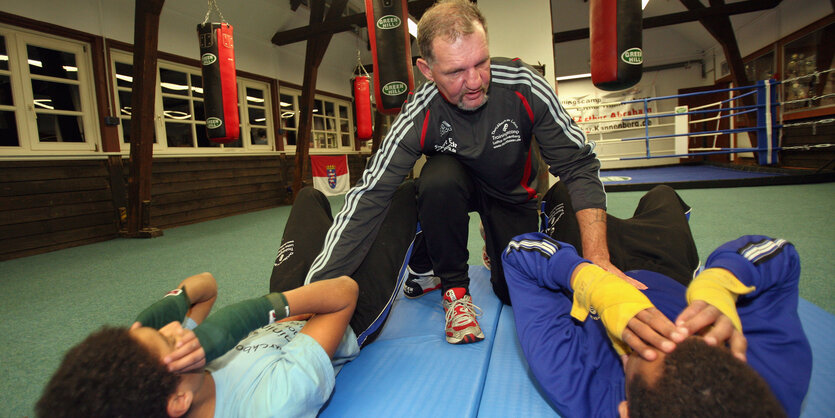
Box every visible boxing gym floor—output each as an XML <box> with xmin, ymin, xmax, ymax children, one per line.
<box><xmin>1</xmin><ymin>168</ymin><xmax>833</xmax><ymax>416</ymax></box>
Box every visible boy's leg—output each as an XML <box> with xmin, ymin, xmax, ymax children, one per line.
<box><xmin>610</xmin><ymin>185</ymin><xmax>699</xmax><ymax>285</ymax></box>
<box><xmin>543</xmin><ymin>182</ymin><xmax>698</xmax><ymax>286</ymax></box>
<box><xmin>269</xmin><ymin>187</ymin><xmax>334</xmax><ymax>293</ymax></box>
<box><xmin>350</xmin><ymin>181</ymin><xmax>418</xmax><ymax>346</ymax></box>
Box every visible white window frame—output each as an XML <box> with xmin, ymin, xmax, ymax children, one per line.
<box><xmin>278</xmin><ymin>86</ymin><xmax>356</xmax><ymax>154</ymax></box>
<box><xmin>0</xmin><ymin>25</ymin><xmax>99</xmax><ymax>155</ymax></box>
<box><xmin>110</xmin><ymin>50</ymin><xmax>274</xmax><ymax>154</ymax></box>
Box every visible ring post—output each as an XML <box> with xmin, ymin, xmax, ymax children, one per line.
<box><xmin>756</xmin><ymin>79</ymin><xmax>779</xmax><ymax>165</ymax></box>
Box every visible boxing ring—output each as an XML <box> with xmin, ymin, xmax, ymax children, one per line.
<box><xmin>563</xmin><ymin>73</ymin><xmax>835</xmax><ymax>191</ymax></box>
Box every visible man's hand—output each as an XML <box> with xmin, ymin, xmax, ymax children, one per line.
<box><xmin>588</xmin><ymin>255</ymin><xmax>647</xmax><ymax>290</ymax></box>
<box><xmin>164</xmin><ymin>329</ymin><xmax>207</xmax><ymax>373</ymax></box>
<box><xmin>675</xmin><ymin>300</ymin><xmax>747</xmax><ymax>362</ymax></box>
<box><xmin>622</xmin><ymin>307</ymin><xmax>687</xmax><ymax>360</ymax></box>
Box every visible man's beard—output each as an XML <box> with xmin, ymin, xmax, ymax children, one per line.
<box><xmin>457</xmin><ymin>92</ymin><xmax>488</xmax><ymax>111</ymax></box>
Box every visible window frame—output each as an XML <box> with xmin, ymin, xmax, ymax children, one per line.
<box><xmin>110</xmin><ymin>49</ymin><xmax>275</xmax><ymax>154</ymax></box>
<box><xmin>278</xmin><ymin>85</ymin><xmax>356</xmax><ymax>154</ymax></box>
<box><xmin>0</xmin><ymin>25</ymin><xmax>100</xmax><ymax>154</ymax></box>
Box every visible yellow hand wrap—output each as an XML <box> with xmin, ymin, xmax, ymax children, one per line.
<box><xmin>570</xmin><ymin>264</ymin><xmax>654</xmax><ymax>355</ymax></box>
<box><xmin>686</xmin><ymin>268</ymin><xmax>755</xmax><ymax>332</ymax></box>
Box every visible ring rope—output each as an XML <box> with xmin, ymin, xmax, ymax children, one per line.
<box><xmin>780</xmin><ymin>68</ymin><xmax>835</xmax><ymax>85</ymax></box>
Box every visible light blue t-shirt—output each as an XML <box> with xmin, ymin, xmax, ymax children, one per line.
<box><xmin>206</xmin><ymin>321</ymin><xmax>360</xmax><ymax>417</ymax></box>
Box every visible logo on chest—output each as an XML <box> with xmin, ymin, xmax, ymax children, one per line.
<box><xmin>435</xmin><ymin>120</ymin><xmax>457</xmax><ymax>153</ymax></box>
<box><xmin>491</xmin><ymin>119</ymin><xmax>522</xmax><ymax>149</ymax></box>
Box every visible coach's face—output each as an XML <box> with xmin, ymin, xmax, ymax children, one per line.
<box><xmin>417</xmin><ymin>21</ymin><xmax>490</xmax><ymax>111</ymax></box>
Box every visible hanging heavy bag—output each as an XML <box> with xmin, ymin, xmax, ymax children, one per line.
<box><xmin>590</xmin><ymin>0</ymin><xmax>643</xmax><ymax>91</ymax></box>
<box><xmin>353</xmin><ymin>76</ymin><xmax>373</xmax><ymax>140</ymax></box>
<box><xmin>197</xmin><ymin>21</ymin><xmax>240</xmax><ymax>143</ymax></box>
<box><xmin>365</xmin><ymin>0</ymin><xmax>414</xmax><ymax>114</ymax></box>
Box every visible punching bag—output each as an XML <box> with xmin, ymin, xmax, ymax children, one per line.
<box><xmin>197</xmin><ymin>22</ymin><xmax>240</xmax><ymax>143</ymax></box>
<box><xmin>590</xmin><ymin>0</ymin><xmax>643</xmax><ymax>91</ymax></box>
<box><xmin>353</xmin><ymin>76</ymin><xmax>373</xmax><ymax>140</ymax></box>
<box><xmin>365</xmin><ymin>0</ymin><xmax>414</xmax><ymax>114</ymax></box>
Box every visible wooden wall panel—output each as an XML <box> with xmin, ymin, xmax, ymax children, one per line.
<box><xmin>0</xmin><ymin>160</ymin><xmax>118</xmax><ymax>260</ymax></box>
<box><xmin>0</xmin><ymin>153</ymin><xmax>374</xmax><ymax>260</ymax></box>
<box><xmin>781</xmin><ymin>121</ymin><xmax>835</xmax><ymax>169</ymax></box>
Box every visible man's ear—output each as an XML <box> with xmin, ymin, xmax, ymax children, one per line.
<box><xmin>167</xmin><ymin>389</ymin><xmax>193</xmax><ymax>417</ymax></box>
<box><xmin>618</xmin><ymin>400</ymin><xmax>629</xmax><ymax>418</ymax></box>
<box><xmin>416</xmin><ymin>58</ymin><xmax>434</xmax><ymax>82</ymax></box>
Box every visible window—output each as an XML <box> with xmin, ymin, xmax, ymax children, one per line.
<box><xmin>782</xmin><ymin>22</ymin><xmax>835</xmax><ymax>112</ymax></box>
<box><xmin>111</xmin><ymin>50</ymin><xmax>274</xmax><ymax>152</ymax></box>
<box><xmin>0</xmin><ymin>26</ymin><xmax>99</xmax><ymax>153</ymax></box>
<box><xmin>278</xmin><ymin>86</ymin><xmax>355</xmax><ymax>152</ymax></box>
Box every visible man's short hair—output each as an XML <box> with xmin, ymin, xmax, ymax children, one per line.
<box><xmin>627</xmin><ymin>338</ymin><xmax>785</xmax><ymax>418</ymax></box>
<box><xmin>417</xmin><ymin>0</ymin><xmax>487</xmax><ymax>63</ymax></box>
<box><xmin>37</xmin><ymin>326</ymin><xmax>179</xmax><ymax>418</ymax></box>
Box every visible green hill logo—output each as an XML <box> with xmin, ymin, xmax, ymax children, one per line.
<box><xmin>206</xmin><ymin>117</ymin><xmax>223</xmax><ymax>129</ymax></box>
<box><xmin>382</xmin><ymin>81</ymin><xmax>408</xmax><ymax>96</ymax></box>
<box><xmin>201</xmin><ymin>53</ymin><xmax>217</xmax><ymax>66</ymax></box>
<box><xmin>377</xmin><ymin>15</ymin><xmax>401</xmax><ymax>30</ymax></box>
<box><xmin>621</xmin><ymin>48</ymin><xmax>643</xmax><ymax>65</ymax></box>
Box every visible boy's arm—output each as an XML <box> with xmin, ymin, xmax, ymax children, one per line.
<box><xmin>178</xmin><ymin>272</ymin><xmax>218</xmax><ymax>325</ymax></box>
<box><xmin>165</xmin><ymin>276</ymin><xmax>357</xmax><ymax>372</ymax></box>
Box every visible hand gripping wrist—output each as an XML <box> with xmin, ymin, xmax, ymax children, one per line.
<box><xmin>570</xmin><ymin>264</ymin><xmax>654</xmax><ymax>351</ymax></box>
<box><xmin>686</xmin><ymin>268</ymin><xmax>755</xmax><ymax>332</ymax></box>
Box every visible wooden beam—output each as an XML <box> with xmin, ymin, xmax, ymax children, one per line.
<box><xmin>125</xmin><ymin>0</ymin><xmax>165</xmax><ymax>237</ymax></box>
<box><xmin>292</xmin><ymin>0</ymin><xmax>349</xmax><ymax>197</ymax></box>
<box><xmin>554</xmin><ymin>0</ymin><xmax>782</xmax><ymax>43</ymax></box>
<box><xmin>273</xmin><ymin>0</ymin><xmax>435</xmax><ymax>46</ymax></box>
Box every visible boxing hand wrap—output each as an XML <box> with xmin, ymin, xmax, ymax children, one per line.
<box><xmin>134</xmin><ymin>287</ymin><xmax>190</xmax><ymax>330</ymax></box>
<box><xmin>194</xmin><ymin>292</ymin><xmax>290</xmax><ymax>364</ymax></box>
<box><xmin>570</xmin><ymin>264</ymin><xmax>654</xmax><ymax>355</ymax></box>
<box><xmin>686</xmin><ymin>268</ymin><xmax>755</xmax><ymax>332</ymax></box>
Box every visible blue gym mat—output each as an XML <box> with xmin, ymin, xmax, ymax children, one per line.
<box><xmin>320</xmin><ymin>266</ymin><xmax>502</xmax><ymax>417</ymax></box>
<box><xmin>321</xmin><ymin>266</ymin><xmax>835</xmax><ymax>417</ymax></box>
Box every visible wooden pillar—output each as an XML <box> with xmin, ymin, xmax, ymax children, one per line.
<box><xmin>125</xmin><ymin>0</ymin><xmax>165</xmax><ymax>237</ymax></box>
<box><xmin>292</xmin><ymin>0</ymin><xmax>349</xmax><ymax>198</ymax></box>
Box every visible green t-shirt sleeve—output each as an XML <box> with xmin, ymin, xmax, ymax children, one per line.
<box><xmin>134</xmin><ymin>288</ymin><xmax>191</xmax><ymax>330</ymax></box>
<box><xmin>194</xmin><ymin>293</ymin><xmax>289</xmax><ymax>364</ymax></box>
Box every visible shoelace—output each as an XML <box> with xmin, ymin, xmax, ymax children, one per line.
<box><xmin>444</xmin><ymin>296</ymin><xmax>483</xmax><ymax>326</ymax></box>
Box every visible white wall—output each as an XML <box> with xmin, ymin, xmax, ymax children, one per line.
<box><xmin>480</xmin><ymin>0</ymin><xmax>556</xmax><ymax>89</ymax></box>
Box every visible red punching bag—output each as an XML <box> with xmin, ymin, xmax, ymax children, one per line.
<box><xmin>353</xmin><ymin>76</ymin><xmax>373</xmax><ymax>141</ymax></box>
<box><xmin>197</xmin><ymin>22</ymin><xmax>240</xmax><ymax>143</ymax></box>
<box><xmin>365</xmin><ymin>0</ymin><xmax>414</xmax><ymax>114</ymax></box>
<box><xmin>590</xmin><ymin>0</ymin><xmax>643</xmax><ymax>91</ymax></box>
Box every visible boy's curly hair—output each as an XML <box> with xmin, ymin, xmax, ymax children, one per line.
<box><xmin>37</xmin><ymin>326</ymin><xmax>180</xmax><ymax>418</ymax></box>
<box><xmin>627</xmin><ymin>338</ymin><xmax>785</xmax><ymax>418</ymax></box>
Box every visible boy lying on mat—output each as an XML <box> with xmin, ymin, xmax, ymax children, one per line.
<box><xmin>503</xmin><ymin>183</ymin><xmax>811</xmax><ymax>417</ymax></box>
<box><xmin>37</xmin><ymin>183</ymin><xmax>417</xmax><ymax>417</ymax></box>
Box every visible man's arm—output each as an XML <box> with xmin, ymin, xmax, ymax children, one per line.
<box><xmin>302</xmin><ymin>89</ymin><xmax>426</xmax><ymax>284</ymax></box>
<box><xmin>575</xmin><ymin>208</ymin><xmax>644</xmax><ymax>288</ymax></box>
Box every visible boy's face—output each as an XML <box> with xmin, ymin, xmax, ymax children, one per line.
<box><xmin>129</xmin><ymin>321</ymin><xmax>186</xmax><ymax>359</ymax></box>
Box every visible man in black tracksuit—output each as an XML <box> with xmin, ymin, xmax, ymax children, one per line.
<box><xmin>305</xmin><ymin>0</ymin><xmax>613</xmax><ymax>344</ymax></box>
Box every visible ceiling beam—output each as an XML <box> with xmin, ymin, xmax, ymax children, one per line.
<box><xmin>273</xmin><ymin>0</ymin><xmax>435</xmax><ymax>46</ymax></box>
<box><xmin>554</xmin><ymin>0</ymin><xmax>782</xmax><ymax>43</ymax></box>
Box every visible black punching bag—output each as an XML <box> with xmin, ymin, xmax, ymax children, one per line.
<box><xmin>197</xmin><ymin>22</ymin><xmax>240</xmax><ymax>143</ymax></box>
<box><xmin>365</xmin><ymin>0</ymin><xmax>415</xmax><ymax>114</ymax></box>
<box><xmin>590</xmin><ymin>0</ymin><xmax>643</xmax><ymax>91</ymax></box>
